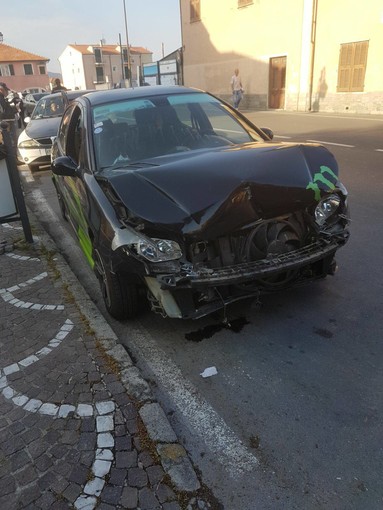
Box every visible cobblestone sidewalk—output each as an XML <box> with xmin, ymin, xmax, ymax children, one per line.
<box><xmin>0</xmin><ymin>221</ymin><xmax>215</xmax><ymax>510</ymax></box>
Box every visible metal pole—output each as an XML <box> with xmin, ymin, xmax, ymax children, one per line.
<box><xmin>119</xmin><ymin>33</ymin><xmax>125</xmax><ymax>86</ymax></box>
<box><xmin>122</xmin><ymin>0</ymin><xmax>132</xmax><ymax>87</ymax></box>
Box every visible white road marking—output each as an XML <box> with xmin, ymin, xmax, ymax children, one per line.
<box><xmin>306</xmin><ymin>139</ymin><xmax>354</xmax><ymax>148</ymax></box>
<box><xmin>0</xmin><ymin>316</ymin><xmax>115</xmax><ymax>510</ymax></box>
<box><xmin>0</xmin><ymin>272</ymin><xmax>64</xmax><ymax>310</ymax></box>
<box><xmin>128</xmin><ymin>326</ymin><xmax>258</xmax><ymax>479</ymax></box>
<box><xmin>375</xmin><ymin>149</ymin><xmax>383</xmax><ymax>152</ymax></box>
<box><xmin>274</xmin><ymin>134</ymin><xmax>292</xmax><ymax>139</ymax></box>
<box><xmin>20</xmin><ymin>168</ymin><xmax>35</xmax><ymax>182</ymax></box>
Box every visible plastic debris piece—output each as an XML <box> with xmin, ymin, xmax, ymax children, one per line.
<box><xmin>200</xmin><ymin>366</ymin><xmax>218</xmax><ymax>378</ymax></box>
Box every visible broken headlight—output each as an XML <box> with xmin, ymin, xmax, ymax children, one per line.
<box><xmin>315</xmin><ymin>194</ymin><xmax>341</xmax><ymax>226</ymax></box>
<box><xmin>135</xmin><ymin>238</ymin><xmax>182</xmax><ymax>262</ymax></box>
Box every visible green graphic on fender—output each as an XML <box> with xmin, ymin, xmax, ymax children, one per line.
<box><xmin>306</xmin><ymin>166</ymin><xmax>338</xmax><ymax>201</ymax></box>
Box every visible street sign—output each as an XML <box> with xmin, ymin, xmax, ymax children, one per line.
<box><xmin>0</xmin><ymin>157</ymin><xmax>17</xmax><ymax>217</ymax></box>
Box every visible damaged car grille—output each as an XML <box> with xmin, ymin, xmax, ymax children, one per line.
<box><xmin>159</xmin><ymin>239</ymin><xmax>342</xmax><ymax>288</ymax></box>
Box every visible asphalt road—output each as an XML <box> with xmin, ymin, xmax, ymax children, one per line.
<box><xmin>25</xmin><ymin>111</ymin><xmax>383</xmax><ymax>510</ymax></box>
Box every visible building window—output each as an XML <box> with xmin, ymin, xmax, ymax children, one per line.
<box><xmin>94</xmin><ymin>47</ymin><xmax>103</xmax><ymax>64</ymax></box>
<box><xmin>337</xmin><ymin>41</ymin><xmax>368</xmax><ymax>92</ymax></box>
<box><xmin>238</xmin><ymin>0</ymin><xmax>253</xmax><ymax>6</ymax></box>
<box><xmin>0</xmin><ymin>64</ymin><xmax>14</xmax><ymax>76</ymax></box>
<box><xmin>24</xmin><ymin>63</ymin><xmax>33</xmax><ymax>75</ymax></box>
<box><xmin>39</xmin><ymin>65</ymin><xmax>46</xmax><ymax>75</ymax></box>
<box><xmin>96</xmin><ymin>66</ymin><xmax>104</xmax><ymax>83</ymax></box>
<box><xmin>190</xmin><ymin>0</ymin><xmax>201</xmax><ymax>22</ymax></box>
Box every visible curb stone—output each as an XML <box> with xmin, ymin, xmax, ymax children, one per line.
<box><xmin>26</xmin><ymin>216</ymin><xmax>201</xmax><ymax>494</ymax></box>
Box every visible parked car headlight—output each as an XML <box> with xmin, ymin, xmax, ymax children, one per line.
<box><xmin>135</xmin><ymin>238</ymin><xmax>182</xmax><ymax>262</ymax></box>
<box><xmin>18</xmin><ymin>139</ymin><xmax>40</xmax><ymax>149</ymax></box>
<box><xmin>315</xmin><ymin>194</ymin><xmax>341</xmax><ymax>226</ymax></box>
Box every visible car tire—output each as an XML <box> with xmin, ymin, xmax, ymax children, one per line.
<box><xmin>94</xmin><ymin>250</ymin><xmax>139</xmax><ymax>320</ymax></box>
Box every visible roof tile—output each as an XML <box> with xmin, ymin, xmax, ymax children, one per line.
<box><xmin>0</xmin><ymin>43</ymin><xmax>49</xmax><ymax>63</ymax></box>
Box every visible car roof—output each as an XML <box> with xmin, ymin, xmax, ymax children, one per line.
<box><xmin>78</xmin><ymin>85</ymin><xmax>205</xmax><ymax>107</ymax></box>
<box><xmin>42</xmin><ymin>90</ymin><xmax>96</xmax><ymax>101</ymax></box>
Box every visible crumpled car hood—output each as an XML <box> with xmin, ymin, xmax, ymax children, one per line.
<box><xmin>103</xmin><ymin>142</ymin><xmax>341</xmax><ymax>239</ymax></box>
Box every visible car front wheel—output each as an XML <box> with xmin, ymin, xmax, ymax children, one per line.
<box><xmin>94</xmin><ymin>250</ymin><xmax>139</xmax><ymax>320</ymax></box>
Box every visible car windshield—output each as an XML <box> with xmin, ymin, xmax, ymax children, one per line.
<box><xmin>92</xmin><ymin>92</ymin><xmax>263</xmax><ymax>170</ymax></box>
<box><xmin>32</xmin><ymin>96</ymin><xmax>65</xmax><ymax>119</ymax></box>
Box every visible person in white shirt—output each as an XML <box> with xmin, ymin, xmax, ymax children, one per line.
<box><xmin>230</xmin><ymin>68</ymin><xmax>243</xmax><ymax>109</ymax></box>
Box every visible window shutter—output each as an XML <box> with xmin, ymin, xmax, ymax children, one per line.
<box><xmin>350</xmin><ymin>41</ymin><xmax>368</xmax><ymax>92</ymax></box>
<box><xmin>238</xmin><ymin>0</ymin><xmax>253</xmax><ymax>6</ymax></box>
<box><xmin>190</xmin><ymin>0</ymin><xmax>200</xmax><ymax>22</ymax></box>
<box><xmin>337</xmin><ymin>41</ymin><xmax>368</xmax><ymax>92</ymax></box>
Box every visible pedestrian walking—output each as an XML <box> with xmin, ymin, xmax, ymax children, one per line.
<box><xmin>51</xmin><ymin>78</ymin><xmax>68</xmax><ymax>93</ymax></box>
<box><xmin>0</xmin><ymin>82</ymin><xmax>18</xmax><ymax>157</ymax></box>
<box><xmin>0</xmin><ymin>82</ymin><xmax>16</xmax><ymax>120</ymax></box>
<box><xmin>230</xmin><ymin>68</ymin><xmax>244</xmax><ymax>109</ymax></box>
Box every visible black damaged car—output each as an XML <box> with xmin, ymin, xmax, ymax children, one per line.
<box><xmin>51</xmin><ymin>86</ymin><xmax>350</xmax><ymax>320</ymax></box>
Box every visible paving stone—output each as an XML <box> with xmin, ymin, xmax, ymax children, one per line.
<box><xmin>81</xmin><ymin>417</ymin><xmax>96</xmax><ymax>433</ymax></box>
<box><xmin>147</xmin><ymin>465</ymin><xmax>166</xmax><ymax>486</ymax></box>
<box><xmin>139</xmin><ymin>450</ymin><xmax>155</xmax><ymax>468</ymax></box>
<box><xmin>37</xmin><ymin>471</ymin><xmax>58</xmax><ymax>491</ymax></box>
<box><xmin>116</xmin><ymin>450</ymin><xmax>137</xmax><ymax>469</ymax></box>
<box><xmin>100</xmin><ymin>485</ymin><xmax>123</xmax><ymax>505</ymax></box>
<box><xmin>63</xmin><ymin>482</ymin><xmax>82</xmax><ymax>503</ymax></box>
<box><xmin>14</xmin><ymin>465</ymin><xmax>38</xmax><ymax>486</ymax></box>
<box><xmin>93</xmin><ymin>459</ymin><xmax>112</xmax><ymax>477</ymax></box>
<box><xmin>34</xmin><ymin>453</ymin><xmax>54</xmax><ymax>472</ymax></box>
<box><xmin>78</xmin><ymin>432</ymin><xmax>97</xmax><ymax>451</ymax></box>
<box><xmin>84</xmin><ymin>476</ymin><xmax>105</xmax><ymax>497</ymax></box>
<box><xmin>0</xmin><ymin>475</ymin><xmax>16</xmax><ymax>496</ymax></box>
<box><xmin>162</xmin><ymin>502</ymin><xmax>182</xmax><ymax>510</ymax></box>
<box><xmin>69</xmin><ymin>464</ymin><xmax>89</xmax><ymax>485</ymax></box>
<box><xmin>128</xmin><ymin>467</ymin><xmax>148</xmax><ymax>488</ymax></box>
<box><xmin>18</xmin><ymin>484</ymin><xmax>41</xmax><ymax>507</ymax></box>
<box><xmin>120</xmin><ymin>486</ymin><xmax>138</xmax><ymax>509</ymax></box>
<box><xmin>139</xmin><ymin>486</ymin><xmax>161</xmax><ymax>509</ymax></box>
<box><xmin>115</xmin><ymin>435</ymin><xmax>132</xmax><ymax>451</ymax></box>
<box><xmin>156</xmin><ymin>482</ymin><xmax>177</xmax><ymax>504</ymax></box>
<box><xmin>96</xmin><ymin>415</ymin><xmax>114</xmax><ymax>433</ymax></box>
<box><xmin>10</xmin><ymin>449</ymin><xmax>30</xmax><ymax>471</ymax></box>
<box><xmin>108</xmin><ymin>467</ymin><xmax>127</xmax><ymax>486</ymax></box>
<box><xmin>35</xmin><ymin>491</ymin><xmax>58</xmax><ymax>509</ymax></box>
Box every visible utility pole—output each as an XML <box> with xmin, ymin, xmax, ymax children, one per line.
<box><xmin>122</xmin><ymin>0</ymin><xmax>132</xmax><ymax>87</ymax></box>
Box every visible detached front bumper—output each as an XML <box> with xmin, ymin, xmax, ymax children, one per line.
<box><xmin>145</xmin><ymin>236</ymin><xmax>348</xmax><ymax>319</ymax></box>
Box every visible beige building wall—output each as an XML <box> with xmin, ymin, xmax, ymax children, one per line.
<box><xmin>180</xmin><ymin>0</ymin><xmax>383</xmax><ymax>113</ymax></box>
<box><xmin>59</xmin><ymin>48</ymin><xmax>87</xmax><ymax>91</ymax></box>
<box><xmin>310</xmin><ymin>0</ymin><xmax>383</xmax><ymax>113</ymax></box>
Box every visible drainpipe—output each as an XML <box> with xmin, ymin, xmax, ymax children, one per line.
<box><xmin>308</xmin><ymin>0</ymin><xmax>318</xmax><ymax>111</ymax></box>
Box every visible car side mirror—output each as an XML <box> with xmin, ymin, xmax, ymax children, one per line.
<box><xmin>51</xmin><ymin>156</ymin><xmax>78</xmax><ymax>177</ymax></box>
<box><xmin>261</xmin><ymin>127</ymin><xmax>274</xmax><ymax>140</ymax></box>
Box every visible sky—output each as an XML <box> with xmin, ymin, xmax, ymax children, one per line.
<box><xmin>1</xmin><ymin>0</ymin><xmax>182</xmax><ymax>73</ymax></box>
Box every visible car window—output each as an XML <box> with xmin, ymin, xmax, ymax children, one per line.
<box><xmin>65</xmin><ymin>106</ymin><xmax>83</xmax><ymax>165</ymax></box>
<box><xmin>32</xmin><ymin>97</ymin><xmax>65</xmax><ymax>119</ymax></box>
<box><xmin>57</xmin><ymin>104</ymin><xmax>76</xmax><ymax>154</ymax></box>
<box><xmin>92</xmin><ymin>92</ymin><xmax>260</xmax><ymax>170</ymax></box>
